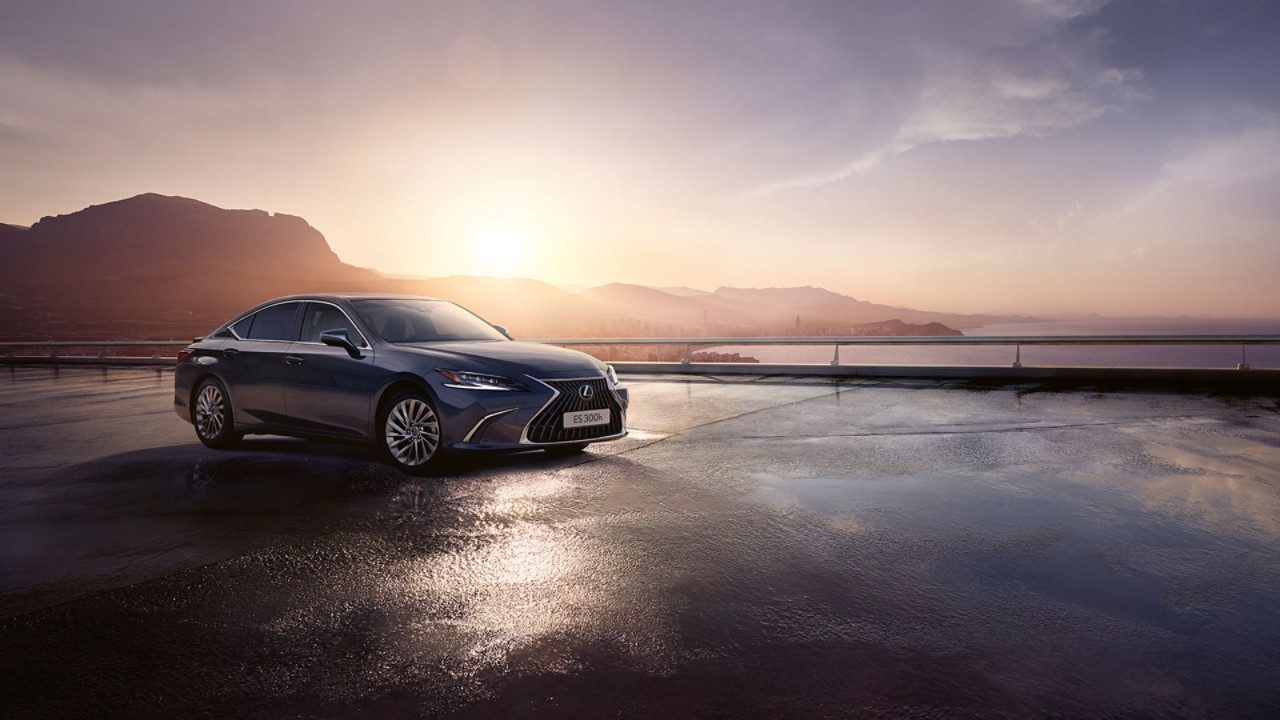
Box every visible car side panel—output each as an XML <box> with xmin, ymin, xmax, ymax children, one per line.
<box><xmin>281</xmin><ymin>342</ymin><xmax>376</xmax><ymax>439</ymax></box>
<box><xmin>216</xmin><ymin>339</ymin><xmax>292</xmax><ymax>426</ymax></box>
<box><xmin>173</xmin><ymin>338</ymin><xmax>225</xmax><ymax>422</ymax></box>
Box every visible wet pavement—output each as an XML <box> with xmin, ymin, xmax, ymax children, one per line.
<box><xmin>2</xmin><ymin>366</ymin><xmax>1280</xmax><ymax>718</ymax></box>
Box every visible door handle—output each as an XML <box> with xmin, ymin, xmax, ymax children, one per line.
<box><xmin>223</xmin><ymin>348</ymin><xmax>240</xmax><ymax>358</ymax></box>
<box><xmin>285</xmin><ymin>355</ymin><xmax>305</xmax><ymax>366</ymax></box>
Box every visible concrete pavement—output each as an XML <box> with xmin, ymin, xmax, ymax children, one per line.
<box><xmin>2</xmin><ymin>367</ymin><xmax>1279</xmax><ymax>718</ymax></box>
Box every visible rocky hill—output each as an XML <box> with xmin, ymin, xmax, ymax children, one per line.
<box><xmin>582</xmin><ymin>283</ymin><xmax>1024</xmax><ymax>335</ymax></box>
<box><xmin>2</xmin><ymin>194</ymin><xmax>371</xmax><ymax>285</ymax></box>
<box><xmin>711</xmin><ymin>286</ymin><xmax>1019</xmax><ymax>330</ymax></box>
<box><xmin>0</xmin><ymin>194</ymin><xmax>384</xmax><ymax>338</ymax></box>
<box><xmin>0</xmin><ymin>193</ymin><xmax>1000</xmax><ymax>340</ymax></box>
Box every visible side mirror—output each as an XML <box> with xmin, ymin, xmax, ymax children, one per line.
<box><xmin>320</xmin><ymin>329</ymin><xmax>363</xmax><ymax>358</ymax></box>
<box><xmin>493</xmin><ymin>324</ymin><xmax>512</xmax><ymax>339</ymax></box>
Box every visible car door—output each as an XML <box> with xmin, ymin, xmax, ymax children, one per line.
<box><xmin>281</xmin><ymin>301</ymin><xmax>375</xmax><ymax>439</ymax></box>
<box><xmin>218</xmin><ymin>301</ymin><xmax>302</xmax><ymax>427</ymax></box>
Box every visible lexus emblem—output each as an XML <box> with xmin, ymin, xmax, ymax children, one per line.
<box><xmin>579</xmin><ymin>384</ymin><xmax>594</xmax><ymax>400</ymax></box>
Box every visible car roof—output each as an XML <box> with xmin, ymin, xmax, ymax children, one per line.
<box><xmin>209</xmin><ymin>293</ymin><xmax>454</xmax><ymax>335</ymax></box>
<box><xmin>263</xmin><ymin>293</ymin><xmax>446</xmax><ymax>302</ymax></box>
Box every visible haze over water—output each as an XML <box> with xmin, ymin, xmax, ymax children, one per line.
<box><xmin>715</xmin><ymin>319</ymin><xmax>1280</xmax><ymax>369</ymax></box>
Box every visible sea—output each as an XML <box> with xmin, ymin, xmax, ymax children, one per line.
<box><xmin>706</xmin><ymin>319</ymin><xmax>1280</xmax><ymax>369</ymax></box>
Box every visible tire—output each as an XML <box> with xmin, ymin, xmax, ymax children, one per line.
<box><xmin>380</xmin><ymin>389</ymin><xmax>446</xmax><ymax>475</ymax></box>
<box><xmin>544</xmin><ymin>443</ymin><xmax>589</xmax><ymax>457</ymax></box>
<box><xmin>192</xmin><ymin>377</ymin><xmax>242</xmax><ymax>449</ymax></box>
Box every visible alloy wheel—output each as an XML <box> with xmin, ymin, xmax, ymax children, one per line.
<box><xmin>385</xmin><ymin>397</ymin><xmax>440</xmax><ymax>467</ymax></box>
<box><xmin>195</xmin><ymin>384</ymin><xmax>225</xmax><ymax>440</ymax></box>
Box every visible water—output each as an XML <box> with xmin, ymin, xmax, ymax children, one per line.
<box><xmin>705</xmin><ymin>318</ymin><xmax>1280</xmax><ymax>369</ymax></box>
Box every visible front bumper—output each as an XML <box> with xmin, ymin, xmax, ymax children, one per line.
<box><xmin>437</xmin><ymin>377</ymin><xmax>629</xmax><ymax>451</ymax></box>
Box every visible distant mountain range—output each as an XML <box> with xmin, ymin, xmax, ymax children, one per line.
<box><xmin>0</xmin><ymin>193</ymin><xmax>1034</xmax><ymax>340</ymax></box>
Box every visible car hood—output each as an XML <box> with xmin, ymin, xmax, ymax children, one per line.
<box><xmin>394</xmin><ymin>340</ymin><xmax>605</xmax><ymax>378</ymax></box>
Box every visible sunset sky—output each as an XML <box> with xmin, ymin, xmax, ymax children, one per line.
<box><xmin>2</xmin><ymin>0</ymin><xmax>1278</xmax><ymax>317</ymax></box>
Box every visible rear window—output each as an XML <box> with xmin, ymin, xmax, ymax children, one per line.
<box><xmin>244</xmin><ymin>302</ymin><xmax>300</xmax><ymax>341</ymax></box>
<box><xmin>230</xmin><ymin>314</ymin><xmax>255</xmax><ymax>339</ymax></box>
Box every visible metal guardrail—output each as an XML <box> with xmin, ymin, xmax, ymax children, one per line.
<box><xmin>1</xmin><ymin>340</ymin><xmax>188</xmax><ymax>364</ymax></box>
<box><xmin>534</xmin><ymin>335</ymin><xmax>1280</xmax><ymax>370</ymax></box>
<box><xmin>2</xmin><ymin>335</ymin><xmax>1278</xmax><ymax>372</ymax></box>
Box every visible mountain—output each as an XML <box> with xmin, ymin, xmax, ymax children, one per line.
<box><xmin>386</xmin><ymin>276</ymin><xmax>613</xmax><ymax>338</ymax></box>
<box><xmin>577</xmin><ymin>283</ymin><xmax>994</xmax><ymax>336</ymax></box>
<box><xmin>0</xmin><ymin>194</ymin><xmax>623</xmax><ymax>340</ymax></box>
<box><xmin>712</xmin><ymin>286</ymin><xmax>1033</xmax><ymax>330</ymax></box>
<box><xmin>656</xmin><ymin>286</ymin><xmax>713</xmax><ymax>298</ymax></box>
<box><xmin>0</xmin><ymin>194</ymin><xmax>392</xmax><ymax>339</ymax></box>
<box><xmin>583</xmin><ymin>283</ymin><xmax>745</xmax><ymax>326</ymax></box>
<box><xmin>0</xmin><ymin>193</ymin><xmax>993</xmax><ymax>341</ymax></box>
<box><xmin>2</xmin><ymin>193</ymin><xmax>372</xmax><ymax>286</ymax></box>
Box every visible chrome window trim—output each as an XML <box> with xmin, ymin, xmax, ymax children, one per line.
<box><xmin>295</xmin><ymin>300</ymin><xmax>371</xmax><ymax>348</ymax></box>
<box><xmin>220</xmin><ymin>299</ymin><xmax>370</xmax><ymax>347</ymax></box>
<box><xmin>222</xmin><ymin>300</ymin><xmax>305</xmax><ymax>343</ymax></box>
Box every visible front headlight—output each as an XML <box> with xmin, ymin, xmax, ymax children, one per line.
<box><xmin>438</xmin><ymin>369</ymin><xmax>529</xmax><ymax>392</ymax></box>
<box><xmin>605</xmin><ymin>364</ymin><xmax>619</xmax><ymax>387</ymax></box>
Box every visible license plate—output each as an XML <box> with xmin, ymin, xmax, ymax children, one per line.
<box><xmin>563</xmin><ymin>409</ymin><xmax>610</xmax><ymax>428</ymax></box>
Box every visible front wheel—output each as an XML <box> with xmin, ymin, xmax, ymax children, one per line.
<box><xmin>381</xmin><ymin>390</ymin><xmax>446</xmax><ymax>474</ymax></box>
<box><xmin>192</xmin><ymin>377</ymin><xmax>242</xmax><ymax>449</ymax></box>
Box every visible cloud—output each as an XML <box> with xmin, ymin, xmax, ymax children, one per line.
<box><xmin>0</xmin><ymin>56</ymin><xmax>269</xmax><ymax>137</ymax></box>
<box><xmin>747</xmin><ymin>0</ymin><xmax>1142</xmax><ymax>195</ymax></box>
<box><xmin>1123</xmin><ymin>120</ymin><xmax>1280</xmax><ymax>215</ymax></box>
<box><xmin>1160</xmin><ymin>125</ymin><xmax>1280</xmax><ymax>188</ymax></box>
<box><xmin>1017</xmin><ymin>0</ymin><xmax>1108</xmax><ymax>20</ymax></box>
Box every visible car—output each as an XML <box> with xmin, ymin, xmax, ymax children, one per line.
<box><xmin>174</xmin><ymin>294</ymin><xmax>628</xmax><ymax>473</ymax></box>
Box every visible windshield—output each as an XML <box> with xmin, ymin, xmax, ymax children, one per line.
<box><xmin>352</xmin><ymin>299</ymin><xmax>508</xmax><ymax>343</ymax></box>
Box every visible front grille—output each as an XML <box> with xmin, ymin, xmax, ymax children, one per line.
<box><xmin>525</xmin><ymin>378</ymin><xmax>624</xmax><ymax>443</ymax></box>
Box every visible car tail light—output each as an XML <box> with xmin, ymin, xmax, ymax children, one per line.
<box><xmin>177</xmin><ymin>348</ymin><xmax>193</xmax><ymax>364</ymax></box>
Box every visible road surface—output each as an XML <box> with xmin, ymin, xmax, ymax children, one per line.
<box><xmin>2</xmin><ymin>366</ymin><xmax>1279</xmax><ymax>718</ymax></box>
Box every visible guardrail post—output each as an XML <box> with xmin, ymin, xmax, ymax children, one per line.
<box><xmin>4</xmin><ymin>346</ymin><xmax>12</xmax><ymax>358</ymax></box>
<box><xmin>151</xmin><ymin>346</ymin><xmax>162</xmax><ymax>360</ymax></box>
<box><xmin>49</xmin><ymin>346</ymin><xmax>59</xmax><ymax>360</ymax></box>
<box><xmin>1239</xmin><ymin>343</ymin><xmax>1250</xmax><ymax>371</ymax></box>
<box><xmin>97</xmin><ymin>346</ymin><xmax>109</xmax><ymax>359</ymax></box>
<box><xmin>831</xmin><ymin>344</ymin><xmax>841</xmax><ymax>366</ymax></box>
<box><xmin>1011</xmin><ymin>344</ymin><xmax>1022</xmax><ymax>369</ymax></box>
<box><xmin>681</xmin><ymin>344</ymin><xmax>691</xmax><ymax>365</ymax></box>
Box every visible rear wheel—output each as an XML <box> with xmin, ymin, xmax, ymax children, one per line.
<box><xmin>381</xmin><ymin>390</ymin><xmax>445</xmax><ymax>474</ymax></box>
<box><xmin>192</xmin><ymin>377</ymin><xmax>242</xmax><ymax>449</ymax></box>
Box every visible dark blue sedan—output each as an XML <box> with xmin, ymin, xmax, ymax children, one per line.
<box><xmin>174</xmin><ymin>294</ymin><xmax>628</xmax><ymax>473</ymax></box>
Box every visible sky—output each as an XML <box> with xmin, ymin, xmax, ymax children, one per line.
<box><xmin>2</xmin><ymin>0</ymin><xmax>1278</xmax><ymax>317</ymax></box>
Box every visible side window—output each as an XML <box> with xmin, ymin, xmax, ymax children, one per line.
<box><xmin>302</xmin><ymin>303</ymin><xmax>360</xmax><ymax>344</ymax></box>
<box><xmin>230</xmin><ymin>314</ymin><xmax>255</xmax><ymax>339</ymax></box>
<box><xmin>245</xmin><ymin>302</ymin><xmax>300</xmax><ymax>341</ymax></box>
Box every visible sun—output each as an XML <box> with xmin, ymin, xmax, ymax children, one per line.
<box><xmin>470</xmin><ymin>223</ymin><xmax>529</xmax><ymax>276</ymax></box>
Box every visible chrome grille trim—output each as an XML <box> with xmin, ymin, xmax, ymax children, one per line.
<box><xmin>519</xmin><ymin>376</ymin><xmax>625</xmax><ymax>444</ymax></box>
<box><xmin>463</xmin><ymin>407</ymin><xmax>517</xmax><ymax>443</ymax></box>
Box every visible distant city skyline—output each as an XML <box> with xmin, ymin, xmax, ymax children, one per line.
<box><xmin>3</xmin><ymin>1</ymin><xmax>1279</xmax><ymax>317</ymax></box>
